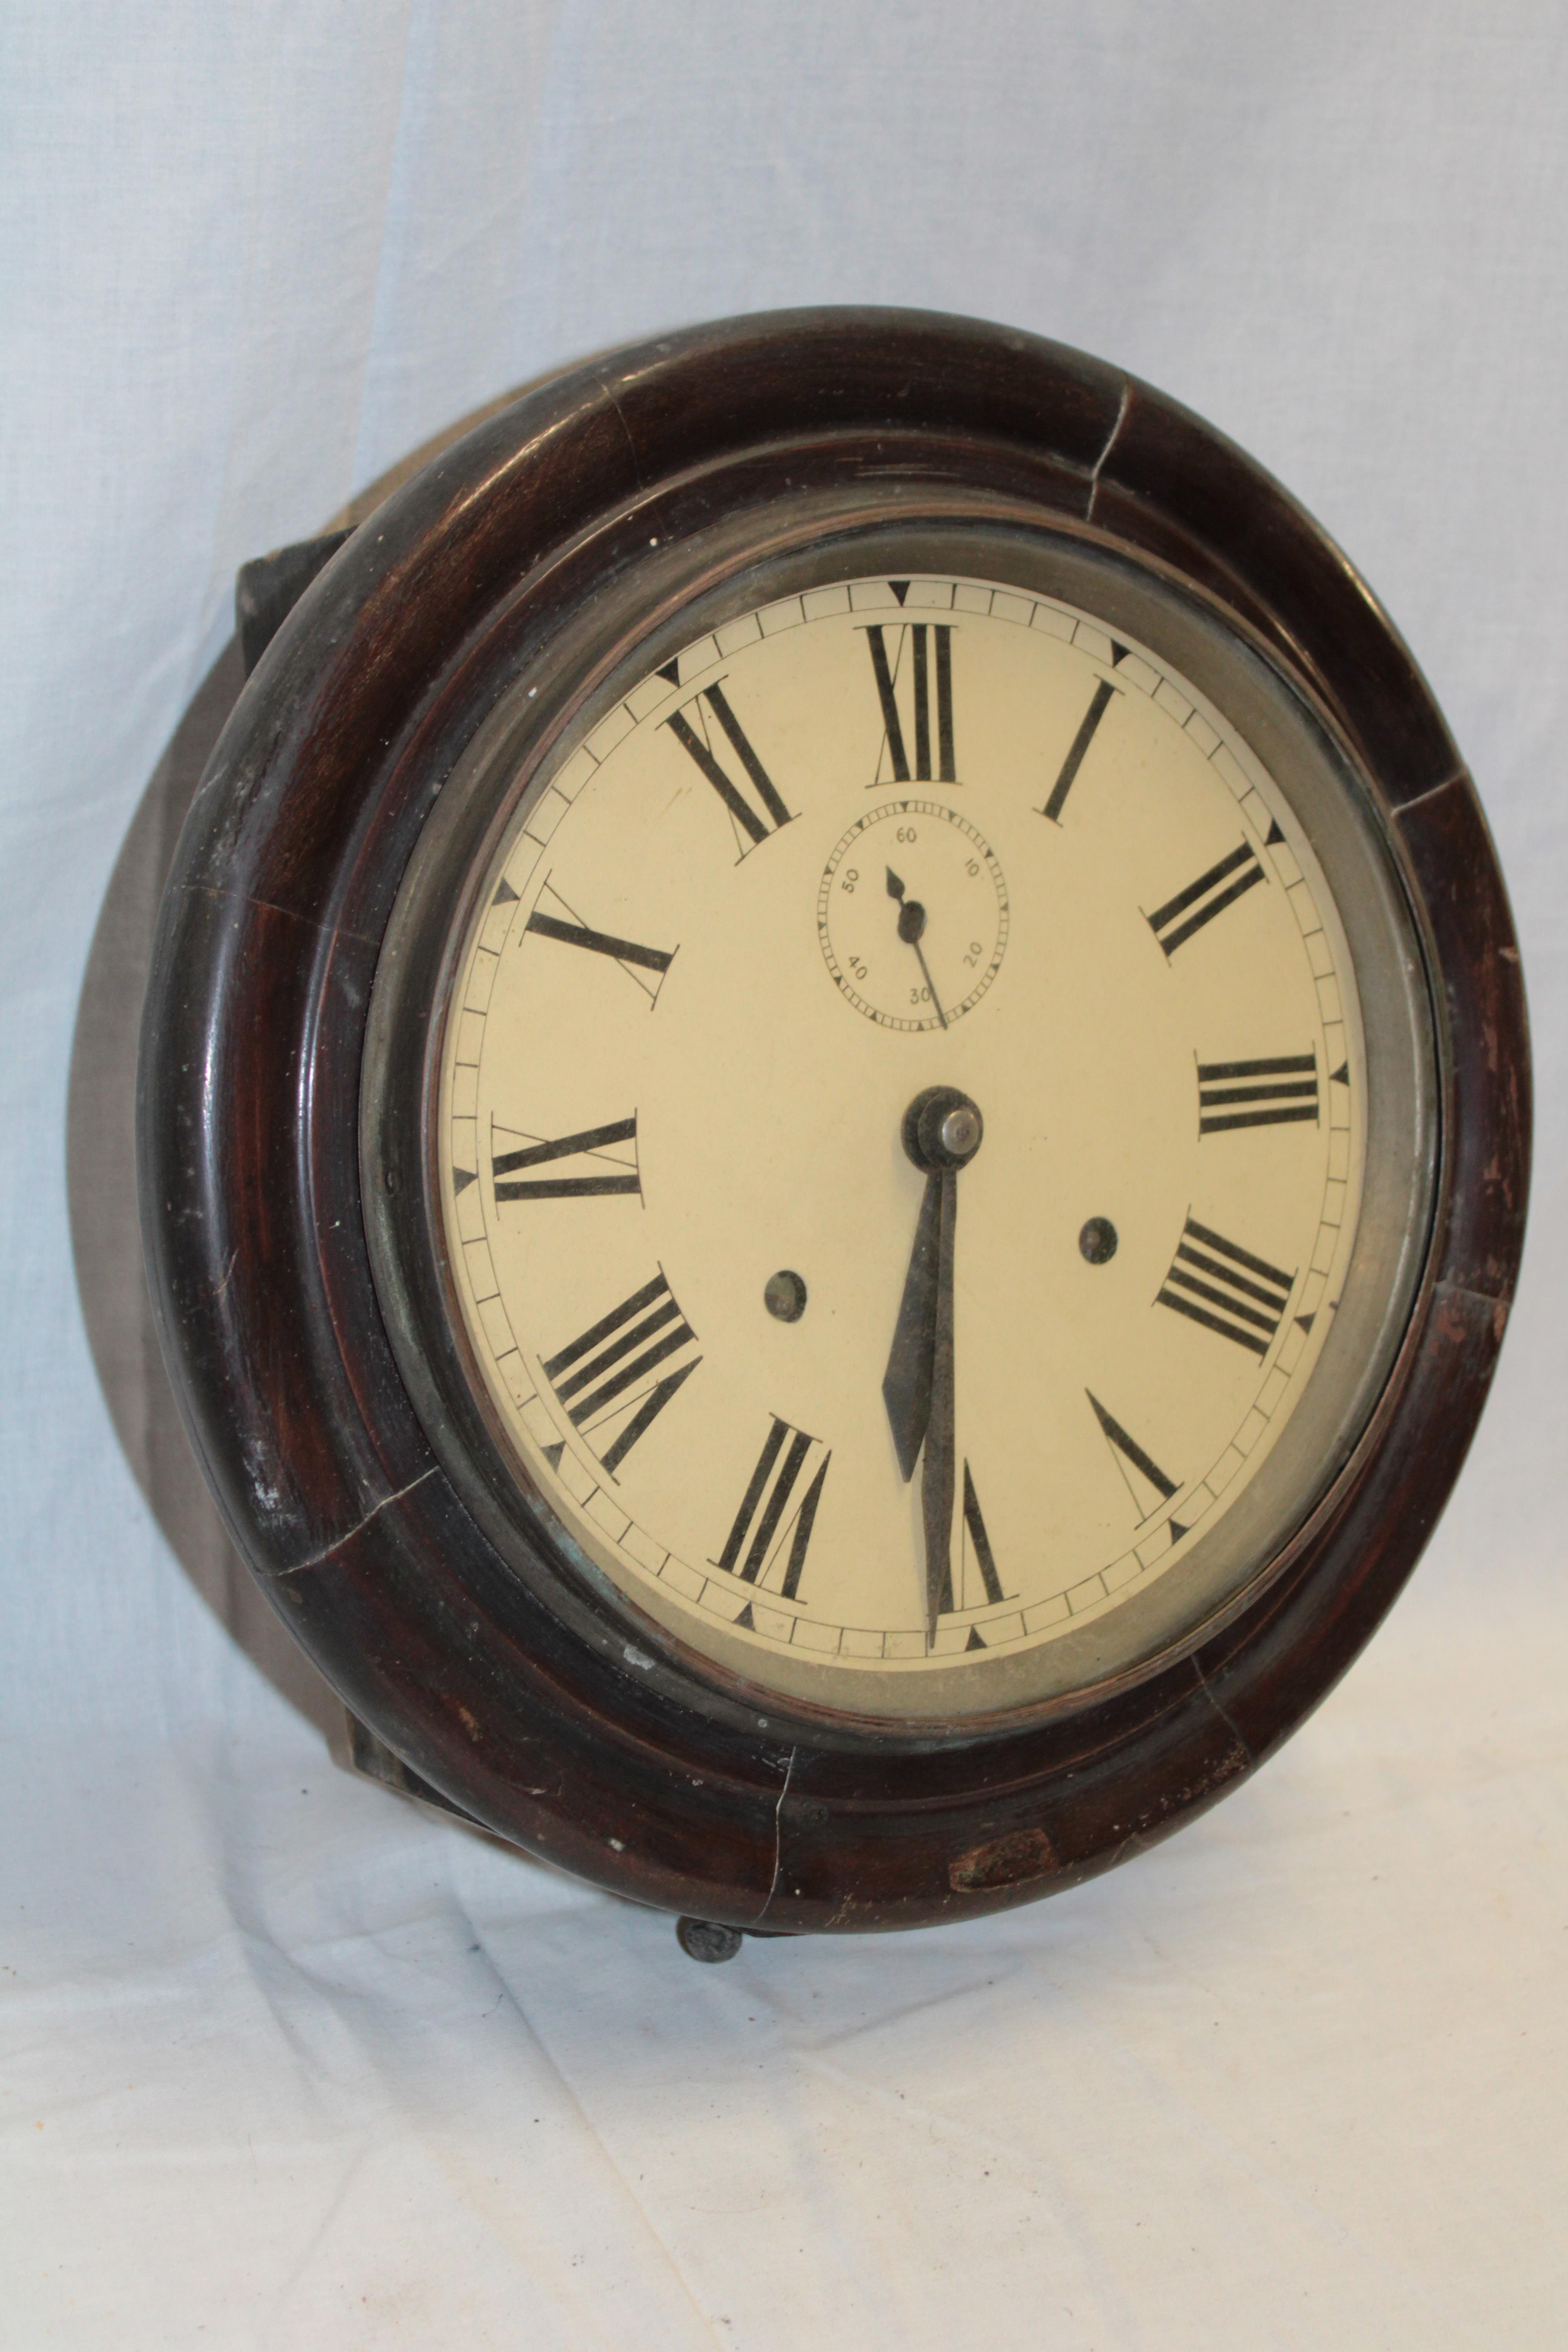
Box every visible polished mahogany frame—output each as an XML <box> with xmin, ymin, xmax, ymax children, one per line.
<box><xmin>138</xmin><ymin>310</ymin><xmax>1529</xmax><ymax>1935</ymax></box>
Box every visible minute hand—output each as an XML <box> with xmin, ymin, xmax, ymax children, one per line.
<box><xmin>882</xmin><ymin>1087</ymin><xmax>983</xmax><ymax>1646</ymax></box>
<box><xmin>921</xmin><ymin>1166</ymin><xmax>958</xmax><ymax>1639</ymax></box>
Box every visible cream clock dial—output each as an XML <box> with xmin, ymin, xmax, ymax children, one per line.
<box><xmin>434</xmin><ymin>570</ymin><xmax>1365</xmax><ymax>1713</ymax></box>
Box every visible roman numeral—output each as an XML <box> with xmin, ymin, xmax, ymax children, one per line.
<box><xmin>1157</xmin><ymin>1218</ymin><xmax>1294</xmax><ymax>1356</ymax></box>
<box><xmin>1039</xmin><ymin>678</ymin><xmax>1116</xmax><ymax>822</ymax></box>
<box><xmin>665</xmin><ymin>683</ymin><xmax>792</xmax><ymax>852</ymax></box>
<box><xmin>541</xmin><ymin>1272</ymin><xmax>700</xmax><ymax>1473</ymax></box>
<box><xmin>492</xmin><ymin>1116</ymin><xmax>639</xmax><ymax>1201</ymax></box>
<box><xmin>713</xmin><ymin>1416</ymin><xmax>830</xmax><ymax>1600</ymax></box>
<box><xmin>526</xmin><ymin>912</ymin><xmax>671</xmax><ymax>975</ymax></box>
<box><xmin>864</xmin><ymin>623</ymin><xmax>956</xmax><ymax>784</ymax></box>
<box><xmin>935</xmin><ymin>1461</ymin><xmax>1007</xmax><ymax>1622</ymax></box>
<box><xmin>1087</xmin><ymin>1393</ymin><xmax>1179</xmax><ymax>1520</ymax></box>
<box><xmin>1146</xmin><ymin>841</ymin><xmax>1266</xmax><ymax>958</ymax></box>
<box><xmin>1198</xmin><ymin>1053</ymin><xmax>1319</xmax><ymax>1135</ymax></box>
<box><xmin>524</xmin><ymin>879</ymin><xmax>673</xmax><ymax>1003</ymax></box>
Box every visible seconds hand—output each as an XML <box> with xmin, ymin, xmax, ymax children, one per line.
<box><xmin>885</xmin><ymin>868</ymin><xmax>949</xmax><ymax>1031</ymax></box>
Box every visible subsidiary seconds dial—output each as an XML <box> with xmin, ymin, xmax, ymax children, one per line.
<box><xmin>818</xmin><ymin>802</ymin><xmax>1009</xmax><ymax>1031</ymax></box>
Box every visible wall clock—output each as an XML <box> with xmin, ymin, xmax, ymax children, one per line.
<box><xmin>139</xmin><ymin>309</ymin><xmax>1529</xmax><ymax>1958</ymax></box>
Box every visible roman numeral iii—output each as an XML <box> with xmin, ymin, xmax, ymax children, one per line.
<box><xmin>1157</xmin><ymin>1218</ymin><xmax>1295</xmax><ymax>1356</ymax></box>
<box><xmin>1198</xmin><ymin>1053</ymin><xmax>1319</xmax><ymax>1135</ymax></box>
<box><xmin>541</xmin><ymin>1272</ymin><xmax>701</xmax><ymax>1473</ymax></box>
<box><xmin>864</xmin><ymin>622</ymin><xmax>956</xmax><ymax>784</ymax></box>
<box><xmin>665</xmin><ymin>684</ymin><xmax>793</xmax><ymax>851</ymax></box>
<box><xmin>1147</xmin><ymin>841</ymin><xmax>1265</xmax><ymax>957</ymax></box>
<box><xmin>713</xmin><ymin>1416</ymin><xmax>831</xmax><ymax>1599</ymax></box>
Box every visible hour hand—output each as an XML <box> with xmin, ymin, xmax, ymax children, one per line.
<box><xmin>882</xmin><ymin>1171</ymin><xmax>942</xmax><ymax>1481</ymax></box>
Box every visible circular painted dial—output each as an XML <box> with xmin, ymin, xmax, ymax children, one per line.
<box><xmin>436</xmin><ymin>572</ymin><xmax>1366</xmax><ymax>1713</ymax></box>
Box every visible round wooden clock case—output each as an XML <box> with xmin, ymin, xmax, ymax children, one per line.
<box><xmin>138</xmin><ymin>309</ymin><xmax>1529</xmax><ymax>1943</ymax></box>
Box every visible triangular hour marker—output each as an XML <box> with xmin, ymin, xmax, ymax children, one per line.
<box><xmin>452</xmin><ymin>1167</ymin><xmax>477</xmax><ymax>1194</ymax></box>
<box><xmin>889</xmin><ymin>580</ymin><xmax>910</xmax><ymax>604</ymax></box>
<box><xmin>734</xmin><ymin>1603</ymin><xmax>755</xmax><ymax>1632</ymax></box>
<box><xmin>1110</xmin><ymin>639</ymin><xmax>1129</xmax><ymax>664</ymax></box>
<box><xmin>542</xmin><ymin>1441</ymin><xmax>565</xmax><ymax>1472</ymax></box>
<box><xmin>1330</xmin><ymin>1062</ymin><xmax>1350</xmax><ymax>1085</ymax></box>
<box><xmin>965</xmin><ymin>1625</ymin><xmax>986</xmax><ymax>1651</ymax></box>
<box><xmin>657</xmin><ymin>657</ymin><xmax>680</xmax><ymax>686</ymax></box>
<box><xmin>1168</xmin><ymin>1520</ymin><xmax>1189</xmax><ymax>1544</ymax></box>
<box><xmin>1296</xmin><ymin>1312</ymin><xmax>1315</xmax><ymax>1334</ymax></box>
<box><xmin>493</xmin><ymin>877</ymin><xmax>519</xmax><ymax>903</ymax></box>
<box><xmin>1265</xmin><ymin>818</ymin><xmax>1285</xmax><ymax>847</ymax></box>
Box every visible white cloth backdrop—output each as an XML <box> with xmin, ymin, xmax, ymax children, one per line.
<box><xmin>4</xmin><ymin>7</ymin><xmax>1566</xmax><ymax>2345</ymax></box>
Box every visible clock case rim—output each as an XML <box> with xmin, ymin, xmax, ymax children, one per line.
<box><xmin>361</xmin><ymin>511</ymin><xmax>1433</xmax><ymax>1728</ymax></box>
<box><xmin>138</xmin><ymin>308</ymin><xmax>1530</xmax><ymax>1934</ymax></box>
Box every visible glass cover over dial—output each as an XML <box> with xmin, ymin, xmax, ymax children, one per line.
<box><xmin>431</xmin><ymin>567</ymin><xmax>1370</xmax><ymax>1718</ymax></box>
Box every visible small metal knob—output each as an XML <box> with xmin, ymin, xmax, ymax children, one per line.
<box><xmin>677</xmin><ymin>1916</ymin><xmax>744</xmax><ymax>1963</ymax></box>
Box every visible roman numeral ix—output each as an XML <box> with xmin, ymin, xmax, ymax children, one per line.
<box><xmin>1157</xmin><ymin>1218</ymin><xmax>1295</xmax><ymax>1356</ymax></box>
<box><xmin>491</xmin><ymin>1116</ymin><xmax>639</xmax><ymax>1201</ymax></box>
<box><xmin>541</xmin><ymin>1272</ymin><xmax>700</xmax><ymax>1474</ymax></box>
<box><xmin>1147</xmin><ymin>841</ymin><xmax>1265</xmax><ymax>958</ymax></box>
<box><xmin>666</xmin><ymin>684</ymin><xmax>792</xmax><ymax>852</ymax></box>
<box><xmin>1198</xmin><ymin>1053</ymin><xmax>1319</xmax><ymax>1135</ymax></box>
<box><xmin>864</xmin><ymin>620</ymin><xmax>956</xmax><ymax>784</ymax></box>
<box><xmin>713</xmin><ymin>1416</ymin><xmax>831</xmax><ymax>1603</ymax></box>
